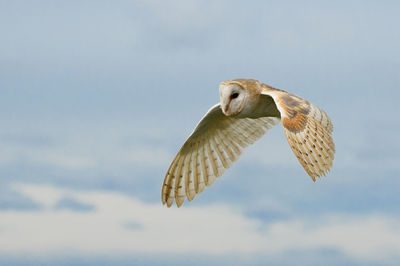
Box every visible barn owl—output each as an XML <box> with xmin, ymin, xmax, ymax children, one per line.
<box><xmin>162</xmin><ymin>79</ymin><xmax>335</xmax><ymax>207</ymax></box>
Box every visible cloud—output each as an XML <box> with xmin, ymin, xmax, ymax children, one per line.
<box><xmin>0</xmin><ymin>183</ymin><xmax>398</xmax><ymax>264</ymax></box>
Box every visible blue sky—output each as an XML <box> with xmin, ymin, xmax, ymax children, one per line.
<box><xmin>0</xmin><ymin>0</ymin><xmax>399</xmax><ymax>265</ymax></box>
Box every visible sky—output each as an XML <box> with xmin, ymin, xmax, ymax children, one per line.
<box><xmin>0</xmin><ymin>0</ymin><xmax>399</xmax><ymax>265</ymax></box>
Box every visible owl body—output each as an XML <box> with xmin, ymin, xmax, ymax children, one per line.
<box><xmin>162</xmin><ymin>79</ymin><xmax>335</xmax><ymax>207</ymax></box>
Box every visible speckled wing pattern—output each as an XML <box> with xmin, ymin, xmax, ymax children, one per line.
<box><xmin>162</xmin><ymin>104</ymin><xmax>280</xmax><ymax>207</ymax></box>
<box><xmin>262</xmin><ymin>90</ymin><xmax>335</xmax><ymax>180</ymax></box>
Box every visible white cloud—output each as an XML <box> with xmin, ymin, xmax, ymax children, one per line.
<box><xmin>0</xmin><ymin>183</ymin><xmax>399</xmax><ymax>264</ymax></box>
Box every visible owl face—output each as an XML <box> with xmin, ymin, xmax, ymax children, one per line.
<box><xmin>219</xmin><ymin>82</ymin><xmax>247</xmax><ymax>116</ymax></box>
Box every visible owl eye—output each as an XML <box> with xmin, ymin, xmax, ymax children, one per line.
<box><xmin>231</xmin><ymin>93</ymin><xmax>239</xmax><ymax>99</ymax></box>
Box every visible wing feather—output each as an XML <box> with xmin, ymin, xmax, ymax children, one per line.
<box><xmin>206</xmin><ymin>139</ymin><xmax>218</xmax><ymax>181</ymax></box>
<box><xmin>262</xmin><ymin>90</ymin><xmax>335</xmax><ymax>180</ymax></box>
<box><xmin>162</xmin><ymin>104</ymin><xmax>280</xmax><ymax>207</ymax></box>
<box><xmin>200</xmin><ymin>142</ymin><xmax>210</xmax><ymax>187</ymax></box>
<box><xmin>172</xmin><ymin>155</ymin><xmax>186</xmax><ymax>207</ymax></box>
<box><xmin>192</xmin><ymin>141</ymin><xmax>200</xmax><ymax>194</ymax></box>
<box><xmin>227</xmin><ymin>127</ymin><xmax>251</xmax><ymax>148</ymax></box>
<box><xmin>210</xmin><ymin>134</ymin><xmax>229</xmax><ymax>169</ymax></box>
<box><xmin>185</xmin><ymin>149</ymin><xmax>196</xmax><ymax>201</ymax></box>
<box><xmin>165</xmin><ymin>155</ymin><xmax>180</xmax><ymax>206</ymax></box>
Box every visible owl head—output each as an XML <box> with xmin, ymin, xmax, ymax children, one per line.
<box><xmin>219</xmin><ymin>81</ymin><xmax>247</xmax><ymax>116</ymax></box>
<box><xmin>219</xmin><ymin>79</ymin><xmax>261</xmax><ymax>117</ymax></box>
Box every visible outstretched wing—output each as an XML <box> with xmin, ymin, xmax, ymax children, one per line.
<box><xmin>262</xmin><ymin>90</ymin><xmax>335</xmax><ymax>180</ymax></box>
<box><xmin>162</xmin><ymin>104</ymin><xmax>280</xmax><ymax>207</ymax></box>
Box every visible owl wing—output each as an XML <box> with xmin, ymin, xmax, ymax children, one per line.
<box><xmin>262</xmin><ymin>90</ymin><xmax>335</xmax><ymax>181</ymax></box>
<box><xmin>162</xmin><ymin>103</ymin><xmax>280</xmax><ymax>207</ymax></box>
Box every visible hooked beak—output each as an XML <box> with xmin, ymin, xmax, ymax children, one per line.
<box><xmin>223</xmin><ymin>102</ymin><xmax>230</xmax><ymax>113</ymax></box>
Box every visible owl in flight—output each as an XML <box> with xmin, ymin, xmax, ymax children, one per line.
<box><xmin>162</xmin><ymin>79</ymin><xmax>335</xmax><ymax>207</ymax></box>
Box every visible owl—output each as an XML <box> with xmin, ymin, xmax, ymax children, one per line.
<box><xmin>162</xmin><ymin>79</ymin><xmax>335</xmax><ymax>207</ymax></box>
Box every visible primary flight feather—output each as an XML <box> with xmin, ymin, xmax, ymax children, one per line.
<box><xmin>162</xmin><ymin>79</ymin><xmax>335</xmax><ymax>207</ymax></box>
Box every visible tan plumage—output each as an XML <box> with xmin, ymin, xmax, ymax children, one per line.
<box><xmin>162</xmin><ymin>79</ymin><xmax>335</xmax><ymax>207</ymax></box>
